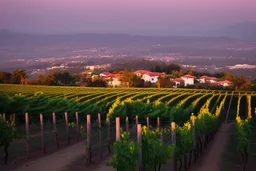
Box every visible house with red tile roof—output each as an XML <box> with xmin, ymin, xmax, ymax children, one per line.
<box><xmin>217</xmin><ymin>80</ymin><xmax>231</xmax><ymax>87</ymax></box>
<box><xmin>134</xmin><ymin>70</ymin><xmax>151</xmax><ymax>77</ymax></box>
<box><xmin>180</xmin><ymin>74</ymin><xmax>196</xmax><ymax>86</ymax></box>
<box><xmin>172</xmin><ymin>78</ymin><xmax>185</xmax><ymax>88</ymax></box>
<box><xmin>99</xmin><ymin>72</ymin><xmax>112</xmax><ymax>77</ymax></box>
<box><xmin>99</xmin><ymin>72</ymin><xmax>122</xmax><ymax>87</ymax></box>
<box><xmin>105</xmin><ymin>74</ymin><xmax>122</xmax><ymax>87</ymax></box>
<box><xmin>134</xmin><ymin>70</ymin><xmax>164</xmax><ymax>83</ymax></box>
<box><xmin>199</xmin><ymin>75</ymin><xmax>217</xmax><ymax>83</ymax></box>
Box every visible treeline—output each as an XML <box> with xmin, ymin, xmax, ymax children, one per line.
<box><xmin>0</xmin><ymin>70</ymin><xmax>106</xmax><ymax>87</ymax></box>
<box><xmin>1</xmin><ymin>67</ymin><xmax>256</xmax><ymax>90</ymax></box>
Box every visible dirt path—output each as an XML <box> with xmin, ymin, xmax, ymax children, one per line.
<box><xmin>10</xmin><ymin>140</ymin><xmax>115</xmax><ymax>171</ymax></box>
<box><xmin>12</xmin><ymin>142</ymin><xmax>86</xmax><ymax>171</ymax></box>
<box><xmin>10</xmin><ymin>124</ymin><xmax>230</xmax><ymax>171</ymax></box>
<box><xmin>191</xmin><ymin>123</ymin><xmax>231</xmax><ymax>171</ymax></box>
<box><xmin>11</xmin><ymin>142</ymin><xmax>84</xmax><ymax>171</ymax></box>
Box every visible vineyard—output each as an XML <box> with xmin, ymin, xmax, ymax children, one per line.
<box><xmin>0</xmin><ymin>84</ymin><xmax>256</xmax><ymax>171</ymax></box>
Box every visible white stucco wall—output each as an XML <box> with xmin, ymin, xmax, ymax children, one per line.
<box><xmin>221</xmin><ymin>83</ymin><xmax>230</xmax><ymax>87</ymax></box>
<box><xmin>142</xmin><ymin>74</ymin><xmax>159</xmax><ymax>83</ymax></box>
<box><xmin>181</xmin><ymin>78</ymin><xmax>194</xmax><ymax>86</ymax></box>
<box><xmin>199</xmin><ymin>78</ymin><xmax>205</xmax><ymax>83</ymax></box>
<box><xmin>200</xmin><ymin>78</ymin><xmax>216</xmax><ymax>83</ymax></box>
<box><xmin>108</xmin><ymin>78</ymin><xmax>122</xmax><ymax>87</ymax></box>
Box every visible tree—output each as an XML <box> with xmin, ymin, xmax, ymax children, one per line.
<box><xmin>85</xmin><ymin>77</ymin><xmax>106</xmax><ymax>87</ymax></box>
<box><xmin>72</xmin><ymin>74</ymin><xmax>80</xmax><ymax>84</ymax></box>
<box><xmin>130</xmin><ymin>76</ymin><xmax>144</xmax><ymax>87</ymax></box>
<box><xmin>112</xmin><ymin>68</ymin><xmax>123</xmax><ymax>74</ymax></box>
<box><xmin>43</xmin><ymin>72</ymin><xmax>57</xmax><ymax>86</ymax></box>
<box><xmin>55</xmin><ymin>71</ymin><xmax>72</xmax><ymax>85</ymax></box>
<box><xmin>171</xmin><ymin>70</ymin><xmax>189</xmax><ymax>78</ymax></box>
<box><xmin>150</xmin><ymin>67</ymin><xmax>154</xmax><ymax>72</ymax></box>
<box><xmin>221</xmin><ymin>71</ymin><xmax>233</xmax><ymax>81</ymax></box>
<box><xmin>156</xmin><ymin>76</ymin><xmax>175</xmax><ymax>88</ymax></box>
<box><xmin>36</xmin><ymin>74</ymin><xmax>44</xmax><ymax>85</ymax></box>
<box><xmin>10</xmin><ymin>70</ymin><xmax>27</xmax><ymax>84</ymax></box>
<box><xmin>154</xmin><ymin>65</ymin><xmax>162</xmax><ymax>72</ymax></box>
<box><xmin>0</xmin><ymin>72</ymin><xmax>11</xmax><ymax>83</ymax></box>
<box><xmin>232</xmin><ymin>75</ymin><xmax>251</xmax><ymax>90</ymax></box>
<box><xmin>120</xmin><ymin>69</ymin><xmax>135</xmax><ymax>87</ymax></box>
<box><xmin>162</xmin><ymin>63</ymin><xmax>181</xmax><ymax>74</ymax></box>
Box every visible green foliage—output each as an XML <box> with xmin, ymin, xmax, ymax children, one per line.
<box><xmin>107</xmin><ymin>131</ymin><xmax>139</xmax><ymax>171</ymax></box>
<box><xmin>0</xmin><ymin>114</ymin><xmax>17</xmax><ymax>154</ymax></box>
<box><xmin>0</xmin><ymin>72</ymin><xmax>11</xmax><ymax>84</ymax></box>
<box><xmin>10</xmin><ymin>70</ymin><xmax>27</xmax><ymax>84</ymax></box>
<box><xmin>0</xmin><ymin>117</ymin><xmax>13</xmax><ymax>146</ymax></box>
<box><xmin>80</xmin><ymin>125</ymin><xmax>87</xmax><ymax>146</ymax></box>
<box><xmin>107</xmin><ymin>98</ymin><xmax>174</xmax><ymax>123</ymax></box>
<box><xmin>68</xmin><ymin>122</ymin><xmax>76</xmax><ymax>128</ymax></box>
<box><xmin>141</xmin><ymin>126</ymin><xmax>175</xmax><ymax>171</ymax></box>
<box><xmin>0</xmin><ymin>94</ymin><xmax>9</xmax><ymax>113</ymax></box>
<box><xmin>236</xmin><ymin>117</ymin><xmax>252</xmax><ymax>153</ymax></box>
<box><xmin>176</xmin><ymin>122</ymin><xmax>193</xmax><ymax>159</ymax></box>
<box><xmin>170</xmin><ymin>105</ymin><xmax>193</xmax><ymax>124</ymax></box>
<box><xmin>8</xmin><ymin>95</ymin><xmax>30</xmax><ymax>121</ymax></box>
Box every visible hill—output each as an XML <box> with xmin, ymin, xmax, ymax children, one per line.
<box><xmin>0</xmin><ymin>29</ymin><xmax>240</xmax><ymax>47</ymax></box>
<box><xmin>217</xmin><ymin>21</ymin><xmax>256</xmax><ymax>42</ymax></box>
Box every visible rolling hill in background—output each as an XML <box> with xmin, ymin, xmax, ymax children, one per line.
<box><xmin>1</xmin><ymin>21</ymin><xmax>256</xmax><ymax>47</ymax></box>
<box><xmin>0</xmin><ymin>29</ymin><xmax>241</xmax><ymax>47</ymax></box>
<box><xmin>216</xmin><ymin>21</ymin><xmax>256</xmax><ymax>42</ymax></box>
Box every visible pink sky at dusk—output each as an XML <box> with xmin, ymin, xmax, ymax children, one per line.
<box><xmin>0</xmin><ymin>0</ymin><xmax>255</xmax><ymax>35</ymax></box>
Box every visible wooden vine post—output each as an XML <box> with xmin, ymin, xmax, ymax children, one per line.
<box><xmin>146</xmin><ymin>117</ymin><xmax>150</xmax><ymax>129</ymax></box>
<box><xmin>171</xmin><ymin>122</ymin><xmax>177</xmax><ymax>171</ymax></box>
<box><xmin>25</xmin><ymin>112</ymin><xmax>30</xmax><ymax>159</ymax></box>
<box><xmin>2</xmin><ymin>113</ymin><xmax>6</xmax><ymax>122</ymax></box>
<box><xmin>116</xmin><ymin>117</ymin><xmax>120</xmax><ymax>141</ymax></box>
<box><xmin>191</xmin><ymin>117</ymin><xmax>196</xmax><ymax>163</ymax></box>
<box><xmin>157</xmin><ymin>117</ymin><xmax>160</xmax><ymax>129</ymax></box>
<box><xmin>40</xmin><ymin>114</ymin><xmax>45</xmax><ymax>153</ymax></box>
<box><xmin>126</xmin><ymin>116</ymin><xmax>129</xmax><ymax>132</ymax></box>
<box><xmin>52</xmin><ymin>113</ymin><xmax>59</xmax><ymax>148</ymax></box>
<box><xmin>136</xmin><ymin>115</ymin><xmax>138</xmax><ymax>127</ymax></box>
<box><xmin>98</xmin><ymin>113</ymin><xmax>102</xmax><ymax>159</ymax></box>
<box><xmin>137</xmin><ymin>124</ymin><xmax>142</xmax><ymax>171</ymax></box>
<box><xmin>107</xmin><ymin>118</ymin><xmax>111</xmax><ymax>153</ymax></box>
<box><xmin>86</xmin><ymin>114</ymin><xmax>92</xmax><ymax>165</ymax></box>
<box><xmin>65</xmin><ymin>112</ymin><xmax>70</xmax><ymax>145</ymax></box>
<box><xmin>76</xmin><ymin>112</ymin><xmax>80</xmax><ymax>142</ymax></box>
<box><xmin>158</xmin><ymin>117</ymin><xmax>163</xmax><ymax>140</ymax></box>
<box><xmin>13</xmin><ymin>113</ymin><xmax>16</xmax><ymax>123</ymax></box>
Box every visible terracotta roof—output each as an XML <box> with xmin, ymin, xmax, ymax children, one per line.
<box><xmin>135</xmin><ymin>70</ymin><xmax>151</xmax><ymax>74</ymax></box>
<box><xmin>112</xmin><ymin>74</ymin><xmax>121</xmax><ymax>79</ymax></box>
<box><xmin>218</xmin><ymin>80</ymin><xmax>231</xmax><ymax>84</ymax></box>
<box><xmin>181</xmin><ymin>74</ymin><xmax>196</xmax><ymax>79</ymax></box>
<box><xmin>200</xmin><ymin>75</ymin><xmax>217</xmax><ymax>80</ymax></box>
<box><xmin>173</xmin><ymin>78</ymin><xmax>184</xmax><ymax>82</ymax></box>
<box><xmin>100</xmin><ymin>72</ymin><xmax>112</xmax><ymax>76</ymax></box>
<box><xmin>145</xmin><ymin>72</ymin><xmax>163</xmax><ymax>77</ymax></box>
<box><xmin>200</xmin><ymin>75</ymin><xmax>208</xmax><ymax>79</ymax></box>
<box><xmin>135</xmin><ymin>70</ymin><xmax>164</xmax><ymax>77</ymax></box>
<box><xmin>104</xmin><ymin>74</ymin><xmax>121</xmax><ymax>79</ymax></box>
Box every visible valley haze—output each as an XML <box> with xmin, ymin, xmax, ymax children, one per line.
<box><xmin>0</xmin><ymin>0</ymin><xmax>256</xmax><ymax>78</ymax></box>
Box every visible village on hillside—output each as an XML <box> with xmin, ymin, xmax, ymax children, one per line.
<box><xmin>87</xmin><ymin>69</ymin><xmax>232</xmax><ymax>88</ymax></box>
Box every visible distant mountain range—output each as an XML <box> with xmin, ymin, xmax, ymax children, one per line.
<box><xmin>0</xmin><ymin>29</ymin><xmax>239</xmax><ymax>47</ymax></box>
<box><xmin>215</xmin><ymin>21</ymin><xmax>256</xmax><ymax>42</ymax></box>
<box><xmin>0</xmin><ymin>21</ymin><xmax>256</xmax><ymax>47</ymax></box>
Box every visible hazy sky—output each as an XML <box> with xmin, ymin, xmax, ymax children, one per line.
<box><xmin>0</xmin><ymin>0</ymin><xmax>255</xmax><ymax>35</ymax></box>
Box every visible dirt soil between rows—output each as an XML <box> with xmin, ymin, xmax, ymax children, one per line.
<box><xmin>1</xmin><ymin>123</ymin><xmax>231</xmax><ymax>171</ymax></box>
